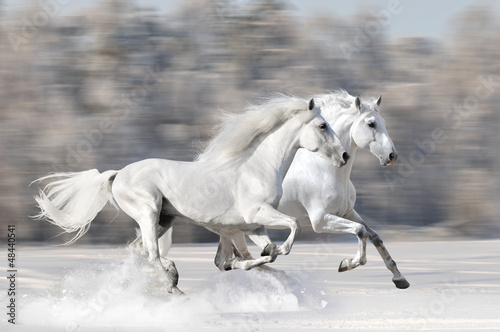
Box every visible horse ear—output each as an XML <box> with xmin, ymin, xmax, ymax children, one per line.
<box><xmin>355</xmin><ymin>96</ymin><xmax>361</xmax><ymax>110</ymax></box>
<box><xmin>308</xmin><ymin>98</ymin><xmax>315</xmax><ymax>111</ymax></box>
<box><xmin>376</xmin><ymin>95</ymin><xmax>382</xmax><ymax>106</ymax></box>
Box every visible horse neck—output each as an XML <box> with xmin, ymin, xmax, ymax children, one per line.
<box><xmin>324</xmin><ymin>110</ymin><xmax>359</xmax><ymax>178</ymax></box>
<box><xmin>247</xmin><ymin>117</ymin><xmax>302</xmax><ymax>180</ymax></box>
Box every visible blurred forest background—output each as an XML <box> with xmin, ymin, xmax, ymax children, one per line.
<box><xmin>1</xmin><ymin>0</ymin><xmax>499</xmax><ymax>244</ymax></box>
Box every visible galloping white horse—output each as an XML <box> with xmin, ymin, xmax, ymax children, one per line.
<box><xmin>203</xmin><ymin>90</ymin><xmax>409</xmax><ymax>288</ymax></box>
<box><xmin>33</xmin><ymin>97</ymin><xmax>349</xmax><ymax>295</ymax></box>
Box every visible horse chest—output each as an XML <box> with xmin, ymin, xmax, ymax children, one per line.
<box><xmin>324</xmin><ymin>180</ymin><xmax>356</xmax><ymax>217</ymax></box>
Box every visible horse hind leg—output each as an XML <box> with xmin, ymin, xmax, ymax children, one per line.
<box><xmin>159</xmin><ymin>257</ymin><xmax>183</xmax><ymax>294</ymax></box>
<box><xmin>129</xmin><ymin>226</ymin><xmax>159</xmax><ymax>257</ymax></box>
<box><xmin>214</xmin><ymin>229</ymin><xmax>275</xmax><ymax>271</ymax></box>
<box><xmin>113</xmin><ymin>190</ymin><xmax>184</xmax><ymax>295</ymax></box>
<box><xmin>214</xmin><ymin>238</ymin><xmax>235</xmax><ymax>271</ymax></box>
<box><xmin>140</xmin><ymin>219</ymin><xmax>184</xmax><ymax>295</ymax></box>
<box><xmin>129</xmin><ymin>213</ymin><xmax>173</xmax><ymax>259</ymax></box>
<box><xmin>158</xmin><ymin>213</ymin><xmax>174</xmax><ymax>258</ymax></box>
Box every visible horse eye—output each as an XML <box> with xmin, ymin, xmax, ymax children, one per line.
<box><xmin>368</xmin><ymin>121</ymin><xmax>376</xmax><ymax>128</ymax></box>
<box><xmin>319</xmin><ymin>123</ymin><xmax>327</xmax><ymax>130</ymax></box>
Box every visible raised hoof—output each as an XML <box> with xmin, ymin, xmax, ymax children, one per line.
<box><xmin>393</xmin><ymin>277</ymin><xmax>410</xmax><ymax>289</ymax></box>
<box><xmin>338</xmin><ymin>258</ymin><xmax>351</xmax><ymax>273</ymax></box>
<box><xmin>261</xmin><ymin>243</ymin><xmax>278</xmax><ymax>262</ymax></box>
<box><xmin>223</xmin><ymin>258</ymin><xmax>237</xmax><ymax>271</ymax></box>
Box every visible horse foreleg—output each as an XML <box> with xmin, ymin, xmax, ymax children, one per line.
<box><xmin>214</xmin><ymin>229</ymin><xmax>275</xmax><ymax>271</ymax></box>
<box><xmin>311</xmin><ymin>212</ymin><xmax>368</xmax><ymax>272</ymax></box>
<box><xmin>245</xmin><ymin>225</ymin><xmax>279</xmax><ymax>260</ymax></box>
<box><xmin>247</xmin><ymin>204</ymin><xmax>300</xmax><ymax>256</ymax></box>
<box><xmin>345</xmin><ymin>209</ymin><xmax>410</xmax><ymax>289</ymax></box>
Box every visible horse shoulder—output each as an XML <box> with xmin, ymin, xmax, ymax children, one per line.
<box><xmin>280</xmin><ymin>150</ymin><xmax>334</xmax><ymax>216</ymax></box>
<box><xmin>281</xmin><ymin>150</ymin><xmax>324</xmax><ymax>203</ymax></box>
<box><xmin>347</xmin><ymin>179</ymin><xmax>357</xmax><ymax>205</ymax></box>
<box><xmin>236</xmin><ymin>165</ymin><xmax>283</xmax><ymax>212</ymax></box>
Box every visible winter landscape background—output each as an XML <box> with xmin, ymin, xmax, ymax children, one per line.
<box><xmin>1</xmin><ymin>0</ymin><xmax>500</xmax><ymax>242</ymax></box>
<box><xmin>2</xmin><ymin>1</ymin><xmax>500</xmax><ymax>331</ymax></box>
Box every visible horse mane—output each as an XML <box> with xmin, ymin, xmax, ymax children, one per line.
<box><xmin>315</xmin><ymin>89</ymin><xmax>354</xmax><ymax>110</ymax></box>
<box><xmin>197</xmin><ymin>94</ymin><xmax>308</xmax><ymax>164</ymax></box>
<box><xmin>314</xmin><ymin>89</ymin><xmax>378</xmax><ymax>121</ymax></box>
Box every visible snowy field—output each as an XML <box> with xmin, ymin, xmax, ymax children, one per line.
<box><xmin>2</xmin><ymin>239</ymin><xmax>500</xmax><ymax>331</ymax></box>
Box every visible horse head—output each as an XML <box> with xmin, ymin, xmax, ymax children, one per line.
<box><xmin>351</xmin><ymin>95</ymin><xmax>398</xmax><ymax>166</ymax></box>
<box><xmin>298</xmin><ymin>98</ymin><xmax>350</xmax><ymax>168</ymax></box>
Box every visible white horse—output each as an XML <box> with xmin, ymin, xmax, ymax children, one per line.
<box><xmin>33</xmin><ymin>97</ymin><xmax>349</xmax><ymax>295</ymax></box>
<box><xmin>189</xmin><ymin>90</ymin><xmax>409</xmax><ymax>288</ymax></box>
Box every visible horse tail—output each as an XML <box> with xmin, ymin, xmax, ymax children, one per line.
<box><xmin>32</xmin><ymin>169</ymin><xmax>119</xmax><ymax>244</ymax></box>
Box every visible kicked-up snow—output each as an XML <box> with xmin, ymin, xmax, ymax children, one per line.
<box><xmin>2</xmin><ymin>239</ymin><xmax>500</xmax><ymax>331</ymax></box>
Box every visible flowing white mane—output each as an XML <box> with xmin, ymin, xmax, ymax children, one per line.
<box><xmin>318</xmin><ymin>89</ymin><xmax>355</xmax><ymax>108</ymax></box>
<box><xmin>197</xmin><ymin>95</ymin><xmax>309</xmax><ymax>164</ymax></box>
<box><xmin>314</xmin><ymin>90</ymin><xmax>378</xmax><ymax>122</ymax></box>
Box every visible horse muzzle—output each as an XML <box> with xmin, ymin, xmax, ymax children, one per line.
<box><xmin>334</xmin><ymin>151</ymin><xmax>350</xmax><ymax>168</ymax></box>
<box><xmin>383</xmin><ymin>152</ymin><xmax>397</xmax><ymax>166</ymax></box>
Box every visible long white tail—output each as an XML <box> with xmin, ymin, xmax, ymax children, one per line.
<box><xmin>33</xmin><ymin>169</ymin><xmax>119</xmax><ymax>244</ymax></box>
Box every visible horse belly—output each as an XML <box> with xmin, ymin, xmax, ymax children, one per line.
<box><xmin>164</xmin><ymin>185</ymin><xmax>236</xmax><ymax>224</ymax></box>
<box><xmin>160</xmin><ymin>165</ymin><xmax>241</xmax><ymax>225</ymax></box>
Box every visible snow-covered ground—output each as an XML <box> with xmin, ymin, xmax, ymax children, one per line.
<box><xmin>2</xmin><ymin>239</ymin><xmax>500</xmax><ymax>331</ymax></box>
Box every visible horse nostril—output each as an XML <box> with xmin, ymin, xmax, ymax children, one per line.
<box><xmin>342</xmin><ymin>152</ymin><xmax>350</xmax><ymax>163</ymax></box>
<box><xmin>389</xmin><ymin>152</ymin><xmax>395</xmax><ymax>161</ymax></box>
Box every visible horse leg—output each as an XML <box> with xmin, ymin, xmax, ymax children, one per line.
<box><xmin>139</xmin><ymin>219</ymin><xmax>184</xmax><ymax>295</ymax></box>
<box><xmin>129</xmin><ymin>224</ymin><xmax>168</xmax><ymax>257</ymax></box>
<box><xmin>158</xmin><ymin>227</ymin><xmax>173</xmax><ymax>258</ymax></box>
<box><xmin>222</xmin><ymin>230</ymin><xmax>301</xmax><ymax>289</ymax></box>
<box><xmin>129</xmin><ymin>213</ymin><xmax>173</xmax><ymax>258</ymax></box>
<box><xmin>245</xmin><ymin>225</ymin><xmax>279</xmax><ymax>259</ymax></box>
<box><xmin>214</xmin><ymin>229</ymin><xmax>275</xmax><ymax>271</ymax></box>
<box><xmin>314</xmin><ymin>212</ymin><xmax>368</xmax><ymax>272</ymax></box>
<box><xmin>247</xmin><ymin>203</ymin><xmax>300</xmax><ymax>256</ymax></box>
<box><xmin>345</xmin><ymin>209</ymin><xmax>410</xmax><ymax>289</ymax></box>
<box><xmin>113</xmin><ymin>190</ymin><xmax>184</xmax><ymax>295</ymax></box>
<box><xmin>208</xmin><ymin>227</ymin><xmax>238</xmax><ymax>270</ymax></box>
<box><xmin>129</xmin><ymin>225</ymin><xmax>170</xmax><ymax>258</ymax></box>
<box><xmin>214</xmin><ymin>237</ymin><xmax>234</xmax><ymax>270</ymax></box>
<box><xmin>158</xmin><ymin>213</ymin><xmax>174</xmax><ymax>258</ymax></box>
<box><xmin>129</xmin><ymin>231</ymin><xmax>147</xmax><ymax>256</ymax></box>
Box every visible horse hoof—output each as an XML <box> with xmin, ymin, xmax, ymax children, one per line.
<box><xmin>338</xmin><ymin>258</ymin><xmax>351</xmax><ymax>272</ymax></box>
<box><xmin>223</xmin><ymin>258</ymin><xmax>237</xmax><ymax>271</ymax></box>
<box><xmin>393</xmin><ymin>277</ymin><xmax>410</xmax><ymax>289</ymax></box>
<box><xmin>261</xmin><ymin>243</ymin><xmax>278</xmax><ymax>261</ymax></box>
<box><xmin>171</xmin><ymin>286</ymin><xmax>187</xmax><ymax>296</ymax></box>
